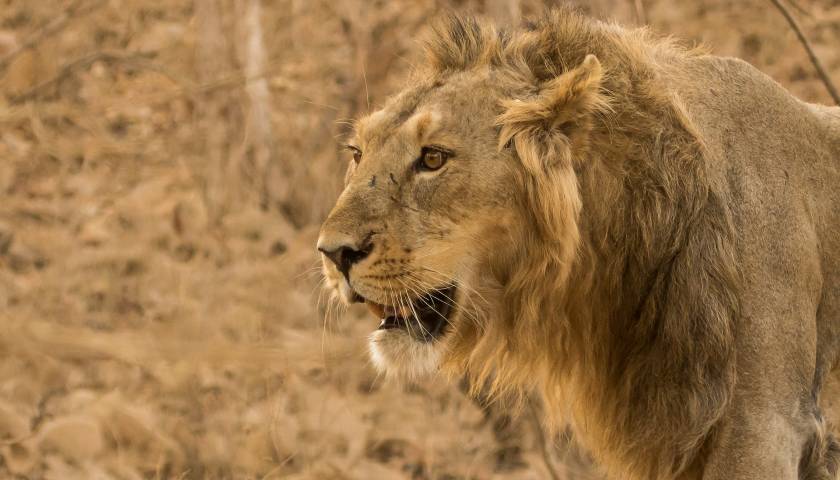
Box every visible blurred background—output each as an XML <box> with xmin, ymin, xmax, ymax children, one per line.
<box><xmin>0</xmin><ymin>0</ymin><xmax>837</xmax><ymax>479</ymax></box>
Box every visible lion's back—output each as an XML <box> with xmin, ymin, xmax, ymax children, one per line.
<box><xmin>671</xmin><ymin>55</ymin><xmax>838</xmax><ymax>260</ymax></box>
<box><xmin>669</xmin><ymin>53</ymin><xmax>839</xmax><ymax>273</ymax></box>
<box><xmin>670</xmin><ymin>54</ymin><xmax>838</xmax><ymax>186</ymax></box>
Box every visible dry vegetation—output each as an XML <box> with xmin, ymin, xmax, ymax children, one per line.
<box><xmin>0</xmin><ymin>0</ymin><xmax>837</xmax><ymax>479</ymax></box>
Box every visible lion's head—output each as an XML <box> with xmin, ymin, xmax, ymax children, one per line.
<box><xmin>318</xmin><ymin>13</ymin><xmax>609</xmax><ymax>382</ymax></box>
<box><xmin>318</xmin><ymin>9</ymin><xmax>766</xmax><ymax>480</ymax></box>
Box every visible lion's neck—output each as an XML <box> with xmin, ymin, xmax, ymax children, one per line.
<box><xmin>535</xmin><ymin>89</ymin><xmax>737</xmax><ymax>479</ymax></box>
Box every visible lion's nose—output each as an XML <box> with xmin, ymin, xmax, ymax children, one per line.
<box><xmin>317</xmin><ymin>234</ymin><xmax>373</xmax><ymax>279</ymax></box>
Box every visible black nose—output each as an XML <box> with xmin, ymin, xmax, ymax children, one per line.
<box><xmin>318</xmin><ymin>240</ymin><xmax>373</xmax><ymax>279</ymax></box>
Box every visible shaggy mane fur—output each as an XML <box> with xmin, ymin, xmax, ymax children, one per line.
<box><xmin>427</xmin><ymin>10</ymin><xmax>739</xmax><ymax>479</ymax></box>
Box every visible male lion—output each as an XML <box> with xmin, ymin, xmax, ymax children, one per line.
<box><xmin>317</xmin><ymin>9</ymin><xmax>840</xmax><ymax>480</ymax></box>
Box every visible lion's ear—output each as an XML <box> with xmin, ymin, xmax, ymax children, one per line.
<box><xmin>497</xmin><ymin>54</ymin><xmax>607</xmax><ymax>174</ymax></box>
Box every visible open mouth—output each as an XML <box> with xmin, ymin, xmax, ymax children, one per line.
<box><xmin>360</xmin><ymin>285</ymin><xmax>457</xmax><ymax>342</ymax></box>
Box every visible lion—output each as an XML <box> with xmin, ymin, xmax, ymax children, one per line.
<box><xmin>317</xmin><ymin>9</ymin><xmax>840</xmax><ymax>480</ymax></box>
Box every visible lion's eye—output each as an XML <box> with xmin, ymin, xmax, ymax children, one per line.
<box><xmin>418</xmin><ymin>147</ymin><xmax>449</xmax><ymax>171</ymax></box>
<box><xmin>347</xmin><ymin>145</ymin><xmax>362</xmax><ymax>164</ymax></box>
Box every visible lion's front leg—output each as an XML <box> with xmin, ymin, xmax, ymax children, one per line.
<box><xmin>700</xmin><ymin>397</ymin><xmax>812</xmax><ymax>479</ymax></box>
<box><xmin>696</xmin><ymin>193</ymin><xmax>838</xmax><ymax>479</ymax></box>
<box><xmin>697</xmin><ymin>295</ymin><xmax>835</xmax><ymax>479</ymax></box>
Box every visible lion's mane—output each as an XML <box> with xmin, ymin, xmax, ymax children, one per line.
<box><xmin>428</xmin><ymin>10</ymin><xmax>740</xmax><ymax>479</ymax></box>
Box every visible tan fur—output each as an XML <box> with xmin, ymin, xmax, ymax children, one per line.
<box><xmin>319</xmin><ymin>9</ymin><xmax>840</xmax><ymax>479</ymax></box>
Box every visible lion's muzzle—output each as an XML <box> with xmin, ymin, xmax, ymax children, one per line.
<box><xmin>317</xmin><ymin>233</ymin><xmax>372</xmax><ymax>281</ymax></box>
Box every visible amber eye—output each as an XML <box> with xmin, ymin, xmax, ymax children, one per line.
<box><xmin>418</xmin><ymin>147</ymin><xmax>450</xmax><ymax>171</ymax></box>
<box><xmin>347</xmin><ymin>145</ymin><xmax>362</xmax><ymax>164</ymax></box>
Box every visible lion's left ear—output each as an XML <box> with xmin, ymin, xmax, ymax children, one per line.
<box><xmin>497</xmin><ymin>54</ymin><xmax>607</xmax><ymax>175</ymax></box>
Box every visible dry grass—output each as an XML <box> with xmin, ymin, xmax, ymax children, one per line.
<box><xmin>0</xmin><ymin>0</ymin><xmax>837</xmax><ymax>478</ymax></box>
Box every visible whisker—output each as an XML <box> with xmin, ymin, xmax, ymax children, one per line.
<box><xmin>321</xmin><ymin>291</ymin><xmax>341</xmax><ymax>363</ymax></box>
<box><xmin>296</xmin><ymin>258</ymin><xmax>326</xmax><ymax>281</ymax></box>
<box><xmin>401</xmin><ymin>289</ymin><xmax>432</xmax><ymax>339</ymax></box>
<box><xmin>386</xmin><ymin>278</ymin><xmax>413</xmax><ymax>338</ymax></box>
<box><xmin>397</xmin><ymin>279</ymin><xmax>442</xmax><ymax>333</ymax></box>
<box><xmin>400</xmin><ymin>280</ymin><xmax>457</xmax><ymax>333</ymax></box>
<box><xmin>404</xmin><ymin>271</ymin><xmax>461</xmax><ymax>311</ymax></box>
<box><xmin>400</xmin><ymin>274</ymin><xmax>482</xmax><ymax>328</ymax></box>
<box><xmin>395</xmin><ymin>283</ymin><xmax>419</xmax><ymax>340</ymax></box>
<box><xmin>415</xmin><ymin>266</ymin><xmax>489</xmax><ymax>307</ymax></box>
<box><xmin>402</xmin><ymin>272</ymin><xmax>483</xmax><ymax>328</ymax></box>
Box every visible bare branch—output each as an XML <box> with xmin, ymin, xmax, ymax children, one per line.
<box><xmin>9</xmin><ymin>50</ymin><xmax>154</xmax><ymax>103</ymax></box>
<box><xmin>783</xmin><ymin>0</ymin><xmax>812</xmax><ymax>18</ymax></box>
<box><xmin>235</xmin><ymin>0</ymin><xmax>278</xmax><ymax>207</ymax></box>
<box><xmin>0</xmin><ymin>0</ymin><xmax>107</xmax><ymax>72</ymax></box>
<box><xmin>768</xmin><ymin>0</ymin><xmax>840</xmax><ymax>105</ymax></box>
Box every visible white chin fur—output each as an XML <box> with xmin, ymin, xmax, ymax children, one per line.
<box><xmin>338</xmin><ymin>279</ymin><xmax>356</xmax><ymax>303</ymax></box>
<box><xmin>368</xmin><ymin>330</ymin><xmax>443</xmax><ymax>380</ymax></box>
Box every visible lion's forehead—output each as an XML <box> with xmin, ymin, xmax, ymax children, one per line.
<box><xmin>358</xmin><ymin>110</ymin><xmax>448</xmax><ymax>158</ymax></box>
<box><xmin>355</xmin><ymin>73</ymin><xmax>495</xmax><ymax>150</ymax></box>
<box><xmin>356</xmin><ymin>85</ymin><xmax>431</xmax><ymax>147</ymax></box>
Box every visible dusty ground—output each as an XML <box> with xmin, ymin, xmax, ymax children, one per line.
<box><xmin>0</xmin><ymin>0</ymin><xmax>837</xmax><ymax>479</ymax></box>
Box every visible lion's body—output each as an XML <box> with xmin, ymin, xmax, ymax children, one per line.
<box><xmin>495</xmin><ymin>27</ymin><xmax>840</xmax><ymax>479</ymax></box>
<box><xmin>576</xmin><ymin>48</ymin><xmax>840</xmax><ymax>477</ymax></box>
<box><xmin>319</xmin><ymin>9</ymin><xmax>840</xmax><ymax>479</ymax></box>
<box><xmin>663</xmin><ymin>55</ymin><xmax>840</xmax><ymax>479</ymax></box>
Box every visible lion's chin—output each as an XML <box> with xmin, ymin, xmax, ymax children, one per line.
<box><xmin>368</xmin><ymin>329</ymin><xmax>446</xmax><ymax>379</ymax></box>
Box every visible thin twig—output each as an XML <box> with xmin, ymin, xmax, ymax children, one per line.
<box><xmin>10</xmin><ymin>50</ymin><xmax>154</xmax><ymax>103</ymax></box>
<box><xmin>0</xmin><ymin>0</ymin><xmax>107</xmax><ymax>72</ymax></box>
<box><xmin>768</xmin><ymin>0</ymin><xmax>840</xmax><ymax>105</ymax></box>
<box><xmin>527</xmin><ymin>398</ymin><xmax>562</xmax><ymax>480</ymax></box>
